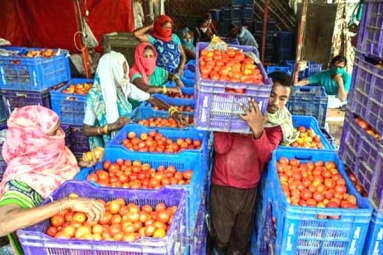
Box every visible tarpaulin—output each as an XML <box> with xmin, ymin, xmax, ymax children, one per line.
<box><xmin>0</xmin><ymin>0</ymin><xmax>133</xmax><ymax>53</ymax></box>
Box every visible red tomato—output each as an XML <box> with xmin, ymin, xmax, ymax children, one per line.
<box><xmin>50</xmin><ymin>215</ymin><xmax>65</xmax><ymax>227</ymax></box>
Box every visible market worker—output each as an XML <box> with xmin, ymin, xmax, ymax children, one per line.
<box><xmin>133</xmin><ymin>15</ymin><xmax>187</xmax><ymax>76</ymax></box>
<box><xmin>83</xmin><ymin>51</ymin><xmax>186</xmax><ymax>149</ymax></box>
<box><xmin>129</xmin><ymin>42</ymin><xmax>184</xmax><ymax>108</ymax></box>
<box><xmin>0</xmin><ymin>105</ymin><xmax>105</xmax><ymax>255</ymax></box>
<box><xmin>205</xmin><ymin>13</ymin><xmax>219</xmax><ymax>36</ymax></box>
<box><xmin>178</xmin><ymin>27</ymin><xmax>196</xmax><ymax>61</ymax></box>
<box><xmin>228</xmin><ymin>23</ymin><xmax>259</xmax><ymax>49</ymax></box>
<box><xmin>210</xmin><ymin>71</ymin><xmax>297</xmax><ymax>255</ymax></box>
<box><xmin>193</xmin><ymin>19</ymin><xmax>213</xmax><ymax>46</ymax></box>
<box><xmin>297</xmin><ymin>55</ymin><xmax>351</xmax><ymax>102</ymax></box>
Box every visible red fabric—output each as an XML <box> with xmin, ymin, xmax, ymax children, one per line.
<box><xmin>0</xmin><ymin>106</ymin><xmax>79</xmax><ymax>199</ymax></box>
<box><xmin>129</xmin><ymin>43</ymin><xmax>157</xmax><ymax>83</ymax></box>
<box><xmin>0</xmin><ymin>0</ymin><xmax>133</xmax><ymax>53</ymax></box>
<box><xmin>152</xmin><ymin>15</ymin><xmax>173</xmax><ymax>42</ymax></box>
<box><xmin>212</xmin><ymin>126</ymin><xmax>283</xmax><ymax>189</ymax></box>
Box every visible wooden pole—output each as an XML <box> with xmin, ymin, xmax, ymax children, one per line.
<box><xmin>261</xmin><ymin>0</ymin><xmax>269</xmax><ymax>64</ymax></box>
<box><xmin>293</xmin><ymin>0</ymin><xmax>308</xmax><ymax>84</ymax></box>
<box><xmin>73</xmin><ymin>0</ymin><xmax>92</xmax><ymax>78</ymax></box>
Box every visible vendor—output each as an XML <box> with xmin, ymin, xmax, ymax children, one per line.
<box><xmin>178</xmin><ymin>27</ymin><xmax>196</xmax><ymax>61</ymax></box>
<box><xmin>133</xmin><ymin>15</ymin><xmax>187</xmax><ymax>76</ymax></box>
<box><xmin>297</xmin><ymin>55</ymin><xmax>351</xmax><ymax>102</ymax></box>
<box><xmin>0</xmin><ymin>105</ymin><xmax>105</xmax><ymax>255</ymax></box>
<box><xmin>228</xmin><ymin>24</ymin><xmax>258</xmax><ymax>48</ymax></box>
<box><xmin>83</xmin><ymin>51</ymin><xmax>186</xmax><ymax>149</ymax></box>
<box><xmin>193</xmin><ymin>19</ymin><xmax>213</xmax><ymax>46</ymax></box>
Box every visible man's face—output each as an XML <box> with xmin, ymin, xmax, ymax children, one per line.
<box><xmin>333</xmin><ymin>60</ymin><xmax>345</xmax><ymax>68</ymax></box>
<box><xmin>267</xmin><ymin>83</ymin><xmax>291</xmax><ymax>114</ymax></box>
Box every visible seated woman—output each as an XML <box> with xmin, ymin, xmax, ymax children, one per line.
<box><xmin>178</xmin><ymin>27</ymin><xmax>196</xmax><ymax>61</ymax></box>
<box><xmin>297</xmin><ymin>55</ymin><xmax>351</xmax><ymax>103</ymax></box>
<box><xmin>133</xmin><ymin>15</ymin><xmax>186</xmax><ymax>75</ymax></box>
<box><xmin>0</xmin><ymin>105</ymin><xmax>105</xmax><ymax>255</ymax></box>
<box><xmin>205</xmin><ymin>13</ymin><xmax>219</xmax><ymax>36</ymax></box>
<box><xmin>130</xmin><ymin>42</ymin><xmax>184</xmax><ymax>95</ymax></box>
<box><xmin>193</xmin><ymin>19</ymin><xmax>213</xmax><ymax>46</ymax></box>
<box><xmin>83</xmin><ymin>51</ymin><xmax>186</xmax><ymax>149</ymax></box>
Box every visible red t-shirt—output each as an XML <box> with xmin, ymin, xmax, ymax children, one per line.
<box><xmin>212</xmin><ymin>126</ymin><xmax>283</xmax><ymax>189</ymax></box>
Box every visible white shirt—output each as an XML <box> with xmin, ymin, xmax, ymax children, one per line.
<box><xmin>83</xmin><ymin>83</ymin><xmax>150</xmax><ymax>126</ymax></box>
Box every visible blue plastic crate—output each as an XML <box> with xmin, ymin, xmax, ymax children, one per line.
<box><xmin>190</xmin><ymin>200</ymin><xmax>207</xmax><ymax>255</ymax></box>
<box><xmin>243</xmin><ymin>6</ymin><xmax>254</xmax><ymax>20</ymax></box>
<box><xmin>0</xmin><ymin>92</ymin><xmax>6</xmax><ymax>123</ymax></box>
<box><xmin>195</xmin><ymin>42</ymin><xmax>272</xmax><ymax>134</ymax></box>
<box><xmin>50</xmin><ymin>78</ymin><xmax>94</xmax><ymax>126</ymax></box>
<box><xmin>285</xmin><ymin>86</ymin><xmax>328</xmax><ymax>128</ymax></box>
<box><xmin>339</xmin><ymin>111</ymin><xmax>383</xmax><ymax>210</ymax></box>
<box><xmin>1</xmin><ymin>89</ymin><xmax>52</xmax><ymax>118</ymax></box>
<box><xmin>349</xmin><ymin>52</ymin><xmax>383</xmax><ymax>134</ymax></box>
<box><xmin>357</xmin><ymin>1</ymin><xmax>383</xmax><ymax>60</ymax></box>
<box><xmin>266</xmin><ymin>65</ymin><xmax>290</xmax><ymax>74</ymax></box>
<box><xmin>18</xmin><ymin>181</ymin><xmax>188</xmax><ymax>255</ymax></box>
<box><xmin>253</xmin><ymin>20</ymin><xmax>277</xmax><ymax>33</ymax></box>
<box><xmin>285</xmin><ymin>60</ymin><xmax>307</xmax><ymax>80</ymax></box>
<box><xmin>74</xmin><ymin>147</ymin><xmax>207</xmax><ymax>239</ymax></box>
<box><xmin>267</xmin><ymin>149</ymin><xmax>373</xmax><ymax>255</ymax></box>
<box><xmin>0</xmin><ymin>48</ymin><xmax>70</xmax><ymax>91</ymax></box>
<box><xmin>69</xmin><ymin>125</ymin><xmax>90</xmax><ymax>159</ymax></box>
<box><xmin>307</xmin><ymin>61</ymin><xmax>323</xmax><ymax>76</ymax></box>
<box><xmin>209</xmin><ymin>9</ymin><xmax>222</xmax><ymax>22</ymax></box>
<box><xmin>363</xmin><ymin>210</ymin><xmax>383</xmax><ymax>255</ymax></box>
<box><xmin>279</xmin><ymin>115</ymin><xmax>335</xmax><ymax>151</ymax></box>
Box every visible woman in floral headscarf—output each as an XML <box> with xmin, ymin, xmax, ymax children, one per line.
<box><xmin>133</xmin><ymin>15</ymin><xmax>187</xmax><ymax>76</ymax></box>
<box><xmin>0</xmin><ymin>105</ymin><xmax>105</xmax><ymax>255</ymax></box>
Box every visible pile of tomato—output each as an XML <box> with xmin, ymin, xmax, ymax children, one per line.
<box><xmin>152</xmin><ymin>105</ymin><xmax>194</xmax><ymax>113</ymax></box>
<box><xmin>121</xmin><ymin>130</ymin><xmax>201</xmax><ymax>153</ymax></box>
<box><xmin>166</xmin><ymin>92</ymin><xmax>193</xmax><ymax>99</ymax></box>
<box><xmin>288</xmin><ymin>126</ymin><xmax>324</xmax><ymax>149</ymax></box>
<box><xmin>199</xmin><ymin>48</ymin><xmax>264</xmax><ymax>84</ymax></box>
<box><xmin>86</xmin><ymin>158</ymin><xmax>193</xmax><ymax>189</ymax></box>
<box><xmin>137</xmin><ymin>116</ymin><xmax>194</xmax><ymax>128</ymax></box>
<box><xmin>47</xmin><ymin>197</ymin><xmax>177</xmax><ymax>242</ymax></box>
<box><xmin>276</xmin><ymin>157</ymin><xmax>359</xmax><ymax>215</ymax></box>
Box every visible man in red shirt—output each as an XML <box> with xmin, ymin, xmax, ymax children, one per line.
<box><xmin>210</xmin><ymin>71</ymin><xmax>294</xmax><ymax>255</ymax></box>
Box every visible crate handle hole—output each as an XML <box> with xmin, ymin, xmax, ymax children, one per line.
<box><xmin>317</xmin><ymin>214</ymin><xmax>341</xmax><ymax>220</ymax></box>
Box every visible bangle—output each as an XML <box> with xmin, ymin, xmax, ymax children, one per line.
<box><xmin>103</xmin><ymin>124</ymin><xmax>109</xmax><ymax>134</ymax></box>
<box><xmin>97</xmin><ymin>127</ymin><xmax>102</xmax><ymax>135</ymax></box>
<box><xmin>172</xmin><ymin>75</ymin><xmax>180</xmax><ymax>81</ymax></box>
<box><xmin>67</xmin><ymin>197</ymin><xmax>74</xmax><ymax>211</ymax></box>
<box><xmin>162</xmin><ymin>86</ymin><xmax>167</xmax><ymax>94</ymax></box>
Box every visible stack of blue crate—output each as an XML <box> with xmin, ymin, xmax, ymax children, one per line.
<box><xmin>253</xmin><ymin>20</ymin><xmax>277</xmax><ymax>62</ymax></box>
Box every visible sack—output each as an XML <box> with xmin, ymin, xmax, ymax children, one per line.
<box><xmin>83</xmin><ymin>19</ymin><xmax>99</xmax><ymax>48</ymax></box>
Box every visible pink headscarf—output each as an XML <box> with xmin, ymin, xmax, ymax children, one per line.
<box><xmin>129</xmin><ymin>43</ymin><xmax>157</xmax><ymax>84</ymax></box>
<box><xmin>0</xmin><ymin>106</ymin><xmax>79</xmax><ymax>199</ymax></box>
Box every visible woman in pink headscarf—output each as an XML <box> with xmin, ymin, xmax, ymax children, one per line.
<box><xmin>129</xmin><ymin>43</ymin><xmax>184</xmax><ymax>107</ymax></box>
<box><xmin>0</xmin><ymin>106</ymin><xmax>105</xmax><ymax>254</ymax></box>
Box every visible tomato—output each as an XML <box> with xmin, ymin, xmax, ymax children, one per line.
<box><xmin>103</xmin><ymin>160</ymin><xmax>112</xmax><ymax>170</ymax></box>
<box><xmin>155</xmin><ymin>203</ymin><xmax>167</xmax><ymax>212</ymax></box>
<box><xmin>335</xmin><ymin>185</ymin><xmax>347</xmax><ymax>194</ymax></box>
<box><xmin>324</xmin><ymin>179</ymin><xmax>336</xmax><ymax>189</ymax></box>
<box><xmin>87</xmin><ymin>173</ymin><xmax>98</xmax><ymax>182</ymax></box>
<box><xmin>144</xmin><ymin>225</ymin><xmax>156</xmax><ymax>237</ymax></box>
<box><xmin>300</xmin><ymin>189</ymin><xmax>313</xmax><ymax>200</ymax></box>
<box><xmin>51</xmin><ymin>215</ymin><xmax>65</xmax><ymax>227</ymax></box>
<box><xmin>312</xmin><ymin>192</ymin><xmax>325</xmax><ymax>202</ymax></box>
<box><xmin>157</xmin><ymin>211</ymin><xmax>170</xmax><ymax>224</ymax></box>
<box><xmin>46</xmin><ymin>226</ymin><xmax>58</xmax><ymax>237</ymax></box>
<box><xmin>54</xmin><ymin>231</ymin><xmax>71</xmax><ymax>239</ymax></box>
<box><xmin>75</xmin><ymin>226</ymin><xmax>92</xmax><ymax>239</ymax></box>
<box><xmin>108</xmin><ymin>200</ymin><xmax>122</xmax><ymax>214</ymax></box>
<box><xmin>64</xmin><ymin>211</ymin><xmax>75</xmax><ymax>222</ymax></box>
<box><xmin>279</xmin><ymin>157</ymin><xmax>289</xmax><ymax>165</ymax></box>
<box><xmin>62</xmin><ymin>226</ymin><xmax>76</xmax><ymax>238</ymax></box>
<box><xmin>182</xmin><ymin>170</ymin><xmax>193</xmax><ymax>180</ymax></box>
<box><xmin>122</xmin><ymin>233</ymin><xmax>137</xmax><ymax>242</ymax></box>
<box><xmin>322</xmin><ymin>170</ymin><xmax>333</xmax><ymax>179</ymax></box>
<box><xmin>153</xmin><ymin>228</ymin><xmax>166</xmax><ymax>238</ymax></box>
<box><xmin>92</xmin><ymin>224</ymin><xmax>103</xmax><ymax>235</ymax></box>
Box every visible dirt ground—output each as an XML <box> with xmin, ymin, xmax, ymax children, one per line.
<box><xmin>326</xmin><ymin>108</ymin><xmax>346</xmax><ymax>148</ymax></box>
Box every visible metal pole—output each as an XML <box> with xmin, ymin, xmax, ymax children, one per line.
<box><xmin>293</xmin><ymin>0</ymin><xmax>308</xmax><ymax>84</ymax></box>
<box><xmin>261</xmin><ymin>0</ymin><xmax>269</xmax><ymax>63</ymax></box>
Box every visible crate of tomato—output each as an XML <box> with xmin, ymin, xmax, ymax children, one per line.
<box><xmin>17</xmin><ymin>181</ymin><xmax>187</xmax><ymax>255</ymax></box>
<box><xmin>194</xmin><ymin>42</ymin><xmax>273</xmax><ymax>133</ymax></box>
<box><xmin>50</xmin><ymin>78</ymin><xmax>94</xmax><ymax>126</ymax></box>
<box><xmin>266</xmin><ymin>149</ymin><xmax>373</xmax><ymax>255</ymax></box>
<box><xmin>75</xmin><ymin>147</ymin><xmax>207</xmax><ymax>238</ymax></box>
<box><xmin>0</xmin><ymin>47</ymin><xmax>70</xmax><ymax>91</ymax></box>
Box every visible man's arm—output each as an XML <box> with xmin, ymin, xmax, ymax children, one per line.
<box><xmin>333</xmin><ymin>74</ymin><xmax>347</xmax><ymax>102</ymax></box>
